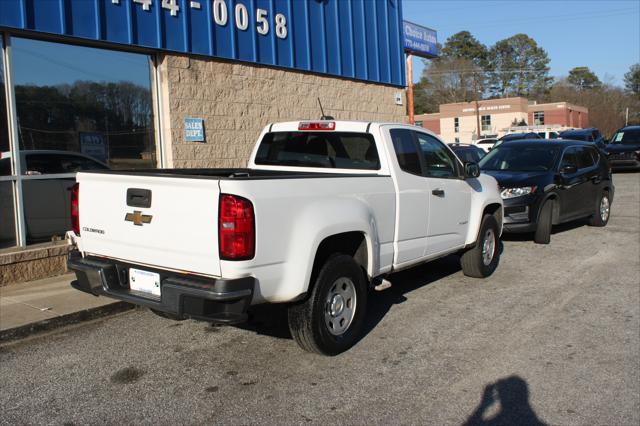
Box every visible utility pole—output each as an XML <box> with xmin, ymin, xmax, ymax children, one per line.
<box><xmin>406</xmin><ymin>53</ymin><xmax>414</xmax><ymax>125</ymax></box>
<box><xmin>626</xmin><ymin>107</ymin><xmax>629</xmax><ymax>126</ymax></box>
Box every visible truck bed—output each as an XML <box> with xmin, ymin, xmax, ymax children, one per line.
<box><xmin>83</xmin><ymin>168</ymin><xmax>383</xmax><ymax>180</ymax></box>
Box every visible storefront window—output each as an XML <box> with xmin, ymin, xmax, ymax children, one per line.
<box><xmin>9</xmin><ymin>37</ymin><xmax>157</xmax><ymax>244</ymax></box>
<box><xmin>1</xmin><ymin>35</ymin><xmax>17</xmax><ymax>248</ymax></box>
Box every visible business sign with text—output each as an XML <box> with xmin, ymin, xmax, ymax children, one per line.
<box><xmin>403</xmin><ymin>21</ymin><xmax>438</xmax><ymax>58</ymax></box>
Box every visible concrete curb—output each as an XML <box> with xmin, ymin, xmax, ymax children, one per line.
<box><xmin>0</xmin><ymin>302</ymin><xmax>135</xmax><ymax>343</ymax></box>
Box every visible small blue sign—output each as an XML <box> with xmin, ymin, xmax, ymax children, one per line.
<box><xmin>79</xmin><ymin>132</ymin><xmax>108</xmax><ymax>163</ymax></box>
<box><xmin>184</xmin><ymin>117</ymin><xmax>205</xmax><ymax>143</ymax></box>
<box><xmin>403</xmin><ymin>21</ymin><xmax>438</xmax><ymax>58</ymax></box>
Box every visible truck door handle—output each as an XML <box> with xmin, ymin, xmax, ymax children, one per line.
<box><xmin>127</xmin><ymin>188</ymin><xmax>152</xmax><ymax>208</ymax></box>
<box><xmin>432</xmin><ymin>189</ymin><xmax>445</xmax><ymax>197</ymax></box>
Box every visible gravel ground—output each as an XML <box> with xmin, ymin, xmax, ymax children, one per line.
<box><xmin>1</xmin><ymin>173</ymin><xmax>638</xmax><ymax>425</ymax></box>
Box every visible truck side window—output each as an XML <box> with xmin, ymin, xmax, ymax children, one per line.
<box><xmin>413</xmin><ymin>132</ymin><xmax>458</xmax><ymax>178</ymax></box>
<box><xmin>389</xmin><ymin>128</ymin><xmax>422</xmax><ymax>175</ymax></box>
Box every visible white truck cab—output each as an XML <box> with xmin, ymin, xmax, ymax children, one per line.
<box><xmin>68</xmin><ymin>120</ymin><xmax>503</xmax><ymax>355</ymax></box>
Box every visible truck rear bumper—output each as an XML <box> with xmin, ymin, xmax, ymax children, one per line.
<box><xmin>67</xmin><ymin>251</ymin><xmax>254</xmax><ymax>324</ymax></box>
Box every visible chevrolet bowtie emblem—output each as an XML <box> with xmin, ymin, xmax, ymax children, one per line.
<box><xmin>124</xmin><ymin>210</ymin><xmax>153</xmax><ymax>226</ymax></box>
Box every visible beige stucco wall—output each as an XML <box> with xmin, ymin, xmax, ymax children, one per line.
<box><xmin>157</xmin><ymin>54</ymin><xmax>407</xmax><ymax>168</ymax></box>
<box><xmin>439</xmin><ymin>112</ymin><xmax>528</xmax><ymax>144</ymax></box>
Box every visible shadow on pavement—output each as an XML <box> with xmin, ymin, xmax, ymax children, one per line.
<box><xmin>501</xmin><ymin>217</ymin><xmax>589</xmax><ymax>242</ymax></box>
<box><xmin>236</xmin><ymin>242</ymin><xmax>503</xmax><ymax>346</ymax></box>
<box><xmin>463</xmin><ymin>375</ymin><xmax>548</xmax><ymax>426</ymax></box>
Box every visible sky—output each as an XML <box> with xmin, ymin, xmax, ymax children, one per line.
<box><xmin>402</xmin><ymin>0</ymin><xmax>640</xmax><ymax>86</ymax></box>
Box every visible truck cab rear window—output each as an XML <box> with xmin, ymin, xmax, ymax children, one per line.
<box><xmin>255</xmin><ymin>132</ymin><xmax>380</xmax><ymax>170</ymax></box>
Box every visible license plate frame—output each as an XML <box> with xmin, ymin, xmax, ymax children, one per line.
<box><xmin>129</xmin><ymin>268</ymin><xmax>161</xmax><ymax>297</ymax></box>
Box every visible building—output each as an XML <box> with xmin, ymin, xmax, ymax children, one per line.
<box><xmin>0</xmin><ymin>0</ymin><xmax>408</xmax><ymax>284</ymax></box>
<box><xmin>415</xmin><ymin>97</ymin><xmax>589</xmax><ymax>144</ymax></box>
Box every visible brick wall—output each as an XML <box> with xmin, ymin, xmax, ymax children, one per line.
<box><xmin>159</xmin><ymin>54</ymin><xmax>407</xmax><ymax>168</ymax></box>
<box><xmin>421</xmin><ymin>117</ymin><xmax>440</xmax><ymax>135</ymax></box>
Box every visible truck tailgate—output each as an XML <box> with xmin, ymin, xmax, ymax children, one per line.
<box><xmin>77</xmin><ymin>172</ymin><xmax>221</xmax><ymax>277</ymax></box>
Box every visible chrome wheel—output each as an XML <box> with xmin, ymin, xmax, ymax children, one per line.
<box><xmin>481</xmin><ymin>228</ymin><xmax>496</xmax><ymax>266</ymax></box>
<box><xmin>324</xmin><ymin>277</ymin><xmax>357</xmax><ymax>336</ymax></box>
<box><xmin>600</xmin><ymin>196</ymin><xmax>610</xmax><ymax>222</ymax></box>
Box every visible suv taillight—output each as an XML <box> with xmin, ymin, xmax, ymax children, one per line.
<box><xmin>219</xmin><ymin>194</ymin><xmax>254</xmax><ymax>260</ymax></box>
<box><xmin>70</xmin><ymin>183</ymin><xmax>80</xmax><ymax>235</ymax></box>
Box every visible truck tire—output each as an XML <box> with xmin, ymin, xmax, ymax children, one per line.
<box><xmin>287</xmin><ymin>254</ymin><xmax>368</xmax><ymax>355</ymax></box>
<box><xmin>588</xmin><ymin>190</ymin><xmax>610</xmax><ymax>227</ymax></box>
<box><xmin>534</xmin><ymin>200</ymin><xmax>553</xmax><ymax>244</ymax></box>
<box><xmin>460</xmin><ymin>215</ymin><xmax>500</xmax><ymax>278</ymax></box>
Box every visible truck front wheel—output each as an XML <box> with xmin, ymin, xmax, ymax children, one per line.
<box><xmin>288</xmin><ymin>254</ymin><xmax>368</xmax><ymax>355</ymax></box>
<box><xmin>460</xmin><ymin>214</ymin><xmax>500</xmax><ymax>278</ymax></box>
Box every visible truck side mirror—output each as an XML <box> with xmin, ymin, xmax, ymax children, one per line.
<box><xmin>464</xmin><ymin>162</ymin><xmax>480</xmax><ymax>178</ymax></box>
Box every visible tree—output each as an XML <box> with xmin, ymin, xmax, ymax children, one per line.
<box><xmin>543</xmin><ymin>77</ymin><xmax>640</xmax><ymax>137</ymax></box>
<box><xmin>439</xmin><ymin>31</ymin><xmax>489</xmax><ymax>99</ymax></box>
<box><xmin>487</xmin><ymin>34</ymin><xmax>552</xmax><ymax>98</ymax></box>
<box><xmin>415</xmin><ymin>57</ymin><xmax>484</xmax><ymax>114</ymax></box>
<box><xmin>440</xmin><ymin>31</ymin><xmax>489</xmax><ymax>68</ymax></box>
<box><xmin>567</xmin><ymin>67</ymin><xmax>601</xmax><ymax>90</ymax></box>
<box><xmin>624</xmin><ymin>63</ymin><xmax>640</xmax><ymax>97</ymax></box>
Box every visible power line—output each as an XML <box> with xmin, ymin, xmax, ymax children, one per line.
<box><xmin>437</xmin><ymin>7</ymin><xmax>637</xmax><ymax>31</ymax></box>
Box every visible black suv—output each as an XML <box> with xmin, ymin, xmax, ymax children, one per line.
<box><xmin>479</xmin><ymin>140</ymin><xmax>613</xmax><ymax>244</ymax></box>
<box><xmin>604</xmin><ymin>126</ymin><xmax>640</xmax><ymax>171</ymax></box>
<box><xmin>559</xmin><ymin>128</ymin><xmax>606</xmax><ymax>149</ymax></box>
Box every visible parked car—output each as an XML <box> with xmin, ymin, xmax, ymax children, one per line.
<box><xmin>491</xmin><ymin>132</ymin><xmax>543</xmax><ymax>152</ymax></box>
<box><xmin>448</xmin><ymin>143</ymin><xmax>486</xmax><ymax>163</ymax></box>
<box><xmin>479</xmin><ymin>139</ymin><xmax>613</xmax><ymax>244</ymax></box>
<box><xmin>604</xmin><ymin>125</ymin><xmax>640</xmax><ymax>171</ymax></box>
<box><xmin>475</xmin><ymin>138</ymin><xmax>499</xmax><ymax>153</ymax></box>
<box><xmin>534</xmin><ymin>130</ymin><xmax>560</xmax><ymax>139</ymax></box>
<box><xmin>0</xmin><ymin>150</ymin><xmax>108</xmax><ymax>243</ymax></box>
<box><xmin>68</xmin><ymin>120</ymin><xmax>504</xmax><ymax>355</ymax></box>
<box><xmin>558</xmin><ymin>128</ymin><xmax>606</xmax><ymax>148</ymax></box>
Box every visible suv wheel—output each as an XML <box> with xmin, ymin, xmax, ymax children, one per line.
<box><xmin>589</xmin><ymin>191</ymin><xmax>610</xmax><ymax>227</ymax></box>
<box><xmin>288</xmin><ymin>254</ymin><xmax>368</xmax><ymax>355</ymax></box>
<box><xmin>460</xmin><ymin>214</ymin><xmax>500</xmax><ymax>278</ymax></box>
<box><xmin>534</xmin><ymin>200</ymin><xmax>553</xmax><ymax>244</ymax></box>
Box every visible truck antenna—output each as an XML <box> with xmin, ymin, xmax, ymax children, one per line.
<box><xmin>317</xmin><ymin>98</ymin><xmax>334</xmax><ymax>120</ymax></box>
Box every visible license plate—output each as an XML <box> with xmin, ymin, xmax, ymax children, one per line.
<box><xmin>129</xmin><ymin>268</ymin><xmax>161</xmax><ymax>297</ymax></box>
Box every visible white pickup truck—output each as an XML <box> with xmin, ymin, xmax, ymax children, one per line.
<box><xmin>68</xmin><ymin>120</ymin><xmax>503</xmax><ymax>355</ymax></box>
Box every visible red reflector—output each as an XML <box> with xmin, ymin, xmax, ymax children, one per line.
<box><xmin>70</xmin><ymin>183</ymin><xmax>80</xmax><ymax>235</ymax></box>
<box><xmin>219</xmin><ymin>194</ymin><xmax>255</xmax><ymax>260</ymax></box>
<box><xmin>298</xmin><ymin>121</ymin><xmax>335</xmax><ymax>131</ymax></box>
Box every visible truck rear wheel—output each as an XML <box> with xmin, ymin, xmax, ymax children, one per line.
<box><xmin>460</xmin><ymin>214</ymin><xmax>500</xmax><ymax>278</ymax></box>
<box><xmin>288</xmin><ymin>254</ymin><xmax>367</xmax><ymax>355</ymax></box>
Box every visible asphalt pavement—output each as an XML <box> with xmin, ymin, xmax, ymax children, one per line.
<box><xmin>1</xmin><ymin>173</ymin><xmax>638</xmax><ymax>425</ymax></box>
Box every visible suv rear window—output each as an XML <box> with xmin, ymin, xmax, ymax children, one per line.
<box><xmin>255</xmin><ymin>132</ymin><xmax>380</xmax><ymax>170</ymax></box>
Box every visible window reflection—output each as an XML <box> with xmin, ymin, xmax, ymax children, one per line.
<box><xmin>12</xmin><ymin>37</ymin><xmax>156</xmax><ymax>170</ymax></box>
<box><xmin>9</xmin><ymin>37</ymin><xmax>158</xmax><ymax>245</ymax></box>
<box><xmin>1</xmin><ymin>35</ymin><xmax>10</xmax><ymax>171</ymax></box>
<box><xmin>0</xmin><ymin>36</ymin><xmax>17</xmax><ymax>248</ymax></box>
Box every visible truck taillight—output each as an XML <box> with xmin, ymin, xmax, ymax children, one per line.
<box><xmin>219</xmin><ymin>194</ymin><xmax>255</xmax><ymax>260</ymax></box>
<box><xmin>70</xmin><ymin>183</ymin><xmax>80</xmax><ymax>235</ymax></box>
<box><xmin>298</xmin><ymin>121</ymin><xmax>335</xmax><ymax>131</ymax></box>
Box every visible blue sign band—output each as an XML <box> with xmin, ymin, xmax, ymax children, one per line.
<box><xmin>0</xmin><ymin>0</ymin><xmax>406</xmax><ymax>87</ymax></box>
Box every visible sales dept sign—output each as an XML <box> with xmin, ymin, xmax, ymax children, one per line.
<box><xmin>185</xmin><ymin>117</ymin><xmax>205</xmax><ymax>142</ymax></box>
